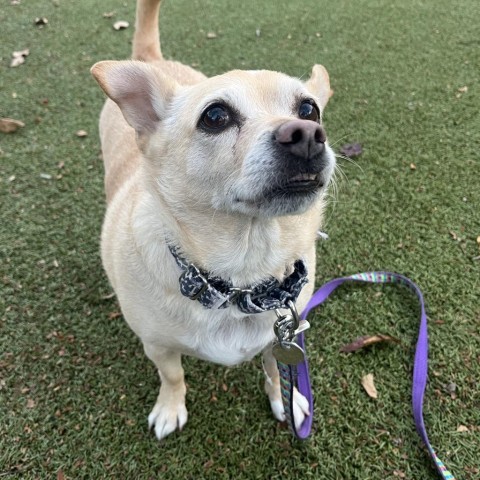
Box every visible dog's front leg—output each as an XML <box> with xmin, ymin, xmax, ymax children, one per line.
<box><xmin>143</xmin><ymin>343</ymin><xmax>187</xmax><ymax>440</ymax></box>
<box><xmin>263</xmin><ymin>346</ymin><xmax>310</xmax><ymax>430</ymax></box>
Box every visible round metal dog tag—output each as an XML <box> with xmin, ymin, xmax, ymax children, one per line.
<box><xmin>272</xmin><ymin>341</ymin><xmax>305</xmax><ymax>365</ymax></box>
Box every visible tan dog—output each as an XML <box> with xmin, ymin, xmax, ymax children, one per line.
<box><xmin>91</xmin><ymin>0</ymin><xmax>335</xmax><ymax>440</ymax></box>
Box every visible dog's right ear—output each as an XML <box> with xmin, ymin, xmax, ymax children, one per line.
<box><xmin>91</xmin><ymin>60</ymin><xmax>177</xmax><ymax>135</ymax></box>
<box><xmin>305</xmin><ymin>64</ymin><xmax>333</xmax><ymax>110</ymax></box>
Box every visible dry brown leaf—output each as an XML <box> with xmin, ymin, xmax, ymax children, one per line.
<box><xmin>76</xmin><ymin>129</ymin><xmax>88</xmax><ymax>137</ymax></box>
<box><xmin>113</xmin><ymin>20</ymin><xmax>129</xmax><ymax>30</ymax></box>
<box><xmin>340</xmin><ymin>334</ymin><xmax>400</xmax><ymax>353</ymax></box>
<box><xmin>361</xmin><ymin>373</ymin><xmax>378</xmax><ymax>399</ymax></box>
<box><xmin>203</xmin><ymin>460</ymin><xmax>214</xmax><ymax>469</ymax></box>
<box><xmin>0</xmin><ymin>117</ymin><xmax>25</xmax><ymax>133</ymax></box>
<box><xmin>26</xmin><ymin>398</ymin><xmax>35</xmax><ymax>408</ymax></box>
<box><xmin>456</xmin><ymin>425</ymin><xmax>469</xmax><ymax>432</ymax></box>
<box><xmin>340</xmin><ymin>143</ymin><xmax>363</xmax><ymax>158</ymax></box>
<box><xmin>458</xmin><ymin>86</ymin><xmax>468</xmax><ymax>93</ymax></box>
<box><xmin>10</xmin><ymin>48</ymin><xmax>29</xmax><ymax>67</ymax></box>
<box><xmin>103</xmin><ymin>11</ymin><xmax>116</xmax><ymax>18</ymax></box>
<box><xmin>206</xmin><ymin>32</ymin><xmax>217</xmax><ymax>39</ymax></box>
<box><xmin>476</xmin><ymin>235</ymin><xmax>480</xmax><ymax>245</ymax></box>
<box><xmin>410</xmin><ymin>162</ymin><xmax>417</xmax><ymax>170</ymax></box>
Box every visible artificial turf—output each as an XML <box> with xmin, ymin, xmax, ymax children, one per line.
<box><xmin>1</xmin><ymin>0</ymin><xmax>479</xmax><ymax>478</ymax></box>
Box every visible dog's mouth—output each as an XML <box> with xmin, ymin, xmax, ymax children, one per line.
<box><xmin>266</xmin><ymin>172</ymin><xmax>323</xmax><ymax>197</ymax></box>
<box><xmin>282</xmin><ymin>173</ymin><xmax>322</xmax><ymax>191</ymax></box>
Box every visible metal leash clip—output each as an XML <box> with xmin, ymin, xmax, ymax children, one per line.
<box><xmin>272</xmin><ymin>299</ymin><xmax>310</xmax><ymax>365</ymax></box>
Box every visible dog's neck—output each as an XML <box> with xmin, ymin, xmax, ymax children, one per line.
<box><xmin>147</xmin><ymin>193</ymin><xmax>322</xmax><ymax>286</ymax></box>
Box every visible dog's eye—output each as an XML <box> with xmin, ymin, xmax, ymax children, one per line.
<box><xmin>298</xmin><ymin>101</ymin><xmax>319</xmax><ymax>122</ymax></box>
<box><xmin>200</xmin><ymin>104</ymin><xmax>231</xmax><ymax>132</ymax></box>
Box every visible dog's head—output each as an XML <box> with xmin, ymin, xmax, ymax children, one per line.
<box><xmin>91</xmin><ymin>61</ymin><xmax>335</xmax><ymax>217</ymax></box>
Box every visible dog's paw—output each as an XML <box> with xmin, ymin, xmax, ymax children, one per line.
<box><xmin>269</xmin><ymin>388</ymin><xmax>310</xmax><ymax>431</ymax></box>
<box><xmin>148</xmin><ymin>398</ymin><xmax>188</xmax><ymax>440</ymax></box>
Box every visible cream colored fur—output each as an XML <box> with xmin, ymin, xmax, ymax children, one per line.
<box><xmin>91</xmin><ymin>0</ymin><xmax>335</xmax><ymax>440</ymax></box>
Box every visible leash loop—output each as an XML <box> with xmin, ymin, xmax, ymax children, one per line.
<box><xmin>277</xmin><ymin>271</ymin><xmax>456</xmax><ymax>480</ymax></box>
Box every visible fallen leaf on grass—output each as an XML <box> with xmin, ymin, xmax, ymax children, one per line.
<box><xmin>410</xmin><ymin>163</ymin><xmax>417</xmax><ymax>170</ymax></box>
<box><xmin>445</xmin><ymin>382</ymin><xmax>457</xmax><ymax>399</ymax></box>
<box><xmin>340</xmin><ymin>334</ymin><xmax>400</xmax><ymax>353</ymax></box>
<box><xmin>206</xmin><ymin>31</ymin><xmax>217</xmax><ymax>39</ymax></box>
<box><xmin>476</xmin><ymin>235</ymin><xmax>480</xmax><ymax>245</ymax></box>
<box><xmin>101</xmin><ymin>292</ymin><xmax>115</xmax><ymax>300</ymax></box>
<box><xmin>361</xmin><ymin>373</ymin><xmax>378</xmax><ymax>399</ymax></box>
<box><xmin>34</xmin><ymin>17</ymin><xmax>48</xmax><ymax>25</ymax></box>
<box><xmin>203</xmin><ymin>460</ymin><xmax>214</xmax><ymax>470</ymax></box>
<box><xmin>76</xmin><ymin>129</ymin><xmax>88</xmax><ymax>137</ymax></box>
<box><xmin>10</xmin><ymin>48</ymin><xmax>29</xmax><ymax>67</ymax></box>
<box><xmin>26</xmin><ymin>398</ymin><xmax>35</xmax><ymax>409</ymax></box>
<box><xmin>457</xmin><ymin>425</ymin><xmax>469</xmax><ymax>432</ymax></box>
<box><xmin>340</xmin><ymin>143</ymin><xmax>362</xmax><ymax>158</ymax></box>
<box><xmin>0</xmin><ymin>117</ymin><xmax>25</xmax><ymax>133</ymax></box>
<box><xmin>103</xmin><ymin>11</ymin><xmax>116</xmax><ymax>18</ymax></box>
<box><xmin>113</xmin><ymin>20</ymin><xmax>129</xmax><ymax>30</ymax></box>
<box><xmin>449</xmin><ymin>231</ymin><xmax>460</xmax><ymax>242</ymax></box>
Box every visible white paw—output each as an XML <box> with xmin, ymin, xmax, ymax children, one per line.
<box><xmin>269</xmin><ymin>388</ymin><xmax>310</xmax><ymax>430</ymax></box>
<box><xmin>292</xmin><ymin>388</ymin><xmax>310</xmax><ymax>431</ymax></box>
<box><xmin>270</xmin><ymin>398</ymin><xmax>286</xmax><ymax>422</ymax></box>
<box><xmin>148</xmin><ymin>399</ymin><xmax>188</xmax><ymax>440</ymax></box>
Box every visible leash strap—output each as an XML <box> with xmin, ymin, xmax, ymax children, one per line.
<box><xmin>278</xmin><ymin>271</ymin><xmax>455</xmax><ymax>480</ymax></box>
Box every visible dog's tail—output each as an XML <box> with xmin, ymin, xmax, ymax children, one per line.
<box><xmin>132</xmin><ymin>0</ymin><xmax>163</xmax><ymax>61</ymax></box>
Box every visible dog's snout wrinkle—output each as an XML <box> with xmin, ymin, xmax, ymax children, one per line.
<box><xmin>275</xmin><ymin>119</ymin><xmax>325</xmax><ymax>159</ymax></box>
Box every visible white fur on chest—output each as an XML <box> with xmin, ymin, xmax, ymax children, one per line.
<box><xmin>175</xmin><ymin>308</ymin><xmax>276</xmax><ymax>366</ymax></box>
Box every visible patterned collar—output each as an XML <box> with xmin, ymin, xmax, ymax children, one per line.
<box><xmin>168</xmin><ymin>244</ymin><xmax>308</xmax><ymax>314</ymax></box>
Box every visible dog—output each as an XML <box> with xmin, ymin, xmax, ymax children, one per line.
<box><xmin>91</xmin><ymin>0</ymin><xmax>335</xmax><ymax>440</ymax></box>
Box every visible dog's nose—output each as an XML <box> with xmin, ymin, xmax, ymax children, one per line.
<box><xmin>275</xmin><ymin>119</ymin><xmax>326</xmax><ymax>159</ymax></box>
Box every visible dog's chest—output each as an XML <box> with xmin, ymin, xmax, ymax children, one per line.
<box><xmin>179</xmin><ymin>309</ymin><xmax>276</xmax><ymax>366</ymax></box>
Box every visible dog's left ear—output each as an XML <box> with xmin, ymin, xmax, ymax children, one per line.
<box><xmin>305</xmin><ymin>65</ymin><xmax>333</xmax><ymax>109</ymax></box>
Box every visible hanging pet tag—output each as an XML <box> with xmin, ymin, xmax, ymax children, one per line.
<box><xmin>272</xmin><ymin>341</ymin><xmax>305</xmax><ymax>365</ymax></box>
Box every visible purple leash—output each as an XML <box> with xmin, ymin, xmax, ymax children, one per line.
<box><xmin>277</xmin><ymin>271</ymin><xmax>455</xmax><ymax>479</ymax></box>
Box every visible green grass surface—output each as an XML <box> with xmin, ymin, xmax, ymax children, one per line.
<box><xmin>1</xmin><ymin>0</ymin><xmax>479</xmax><ymax>478</ymax></box>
